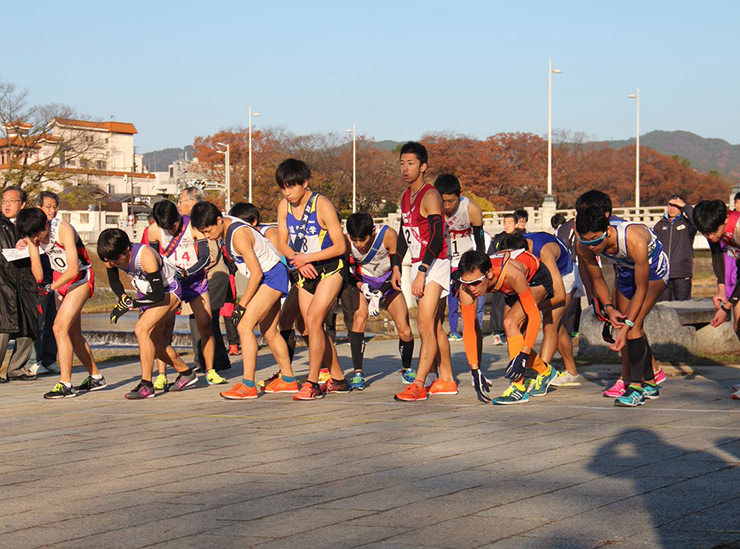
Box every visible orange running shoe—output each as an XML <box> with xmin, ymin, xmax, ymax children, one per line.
<box><xmin>428</xmin><ymin>379</ymin><xmax>459</xmax><ymax>396</ymax></box>
<box><xmin>220</xmin><ymin>382</ymin><xmax>258</xmax><ymax>400</ymax></box>
<box><xmin>394</xmin><ymin>383</ymin><xmax>428</xmax><ymax>402</ymax></box>
<box><xmin>293</xmin><ymin>382</ymin><xmax>326</xmax><ymax>401</ymax></box>
<box><xmin>228</xmin><ymin>344</ymin><xmax>240</xmax><ymax>356</ymax></box>
<box><xmin>263</xmin><ymin>377</ymin><xmax>299</xmax><ymax>394</ymax></box>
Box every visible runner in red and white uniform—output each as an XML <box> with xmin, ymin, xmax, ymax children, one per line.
<box><xmin>392</xmin><ymin>142</ymin><xmax>455</xmax><ymax>402</ymax></box>
<box><xmin>693</xmin><ymin>200</ymin><xmax>740</xmax><ymax>399</ymax></box>
<box><xmin>16</xmin><ymin>208</ymin><xmax>103</xmax><ymax>399</ymax></box>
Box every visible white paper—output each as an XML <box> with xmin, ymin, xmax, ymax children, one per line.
<box><xmin>2</xmin><ymin>248</ymin><xmax>30</xmax><ymax>262</ymax></box>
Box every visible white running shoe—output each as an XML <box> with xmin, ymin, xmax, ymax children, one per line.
<box><xmin>732</xmin><ymin>388</ymin><xmax>740</xmax><ymax>400</ymax></box>
<box><xmin>550</xmin><ymin>371</ymin><xmax>583</xmax><ymax>387</ymax></box>
<box><xmin>28</xmin><ymin>362</ymin><xmax>60</xmax><ymax>376</ymax></box>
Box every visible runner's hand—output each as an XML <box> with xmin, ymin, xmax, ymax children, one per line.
<box><xmin>470</xmin><ymin>368</ymin><xmax>491</xmax><ymax>403</ymax></box>
<box><xmin>368</xmin><ymin>292</ymin><xmax>382</xmax><ymax>317</ymax></box>
<box><xmin>504</xmin><ymin>351</ymin><xmax>529</xmax><ymax>380</ymax></box>
<box><xmin>175</xmin><ymin>266</ymin><xmax>188</xmax><ymax>280</ymax></box>
<box><xmin>290</xmin><ymin>253</ymin><xmax>311</xmax><ymax>269</ymax></box>
<box><xmin>712</xmin><ymin>292</ymin><xmax>725</xmax><ymax>310</ymax></box>
<box><xmin>411</xmin><ymin>272</ymin><xmax>426</xmax><ymax>298</ymax></box>
<box><xmin>710</xmin><ymin>308</ymin><xmax>729</xmax><ymax>328</ymax></box>
<box><xmin>297</xmin><ymin>263</ymin><xmax>317</xmax><ymax>279</ymax></box>
<box><xmin>110</xmin><ymin>294</ymin><xmax>133</xmax><ymax>324</ymax></box>
<box><xmin>391</xmin><ymin>268</ymin><xmax>402</xmax><ymax>291</ymax></box>
<box><xmin>360</xmin><ymin>283</ymin><xmax>376</xmax><ymax>301</ymax></box>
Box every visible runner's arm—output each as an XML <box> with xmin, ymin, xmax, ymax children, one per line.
<box><xmin>24</xmin><ymin>237</ymin><xmax>44</xmax><ymax>283</ymax></box>
<box><xmin>394</xmin><ymin>218</ymin><xmax>407</xmax><ymax>271</ymax></box>
<box><xmin>709</xmin><ymin>240</ymin><xmax>726</xmax><ymax>287</ymax></box>
<box><xmin>420</xmin><ymin>190</ymin><xmax>444</xmax><ymax>268</ymax></box>
<box><xmin>107</xmin><ymin>267</ymin><xmax>126</xmax><ymax>298</ymax></box>
<box><xmin>49</xmin><ymin>222</ymin><xmax>81</xmax><ymax>291</ymax></box>
<box><xmin>460</xmin><ymin>287</ymin><xmax>480</xmax><ymax>368</ymax></box>
<box><xmin>182</xmin><ymin>239</ymin><xmax>210</xmax><ymax>277</ymax></box>
<box><xmin>275</xmin><ymin>199</ymin><xmax>294</xmax><ymax>259</ymax></box>
<box><xmin>309</xmin><ymin>196</ymin><xmax>346</xmax><ymax>262</ymax></box>
<box><xmin>541</xmin><ymin>243</ymin><xmax>566</xmax><ymax>307</ymax></box>
<box><xmin>506</xmin><ymin>262</ymin><xmax>541</xmax><ymax>353</ymax></box>
<box><xmin>467</xmin><ymin>199</ymin><xmax>486</xmax><ymax>253</ymax></box>
<box><xmin>233</xmin><ymin>227</ymin><xmax>262</xmax><ymax>308</ymax></box>
<box><xmin>622</xmin><ymin>225</ymin><xmax>650</xmax><ymax>323</ymax></box>
<box><xmin>131</xmin><ymin>247</ymin><xmax>166</xmax><ymax>307</ymax></box>
<box><xmin>577</xmin><ymin>241</ymin><xmax>611</xmax><ymax>307</ymax></box>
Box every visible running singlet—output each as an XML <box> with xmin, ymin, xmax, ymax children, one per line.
<box><xmin>489</xmin><ymin>249</ymin><xmax>540</xmax><ymax>295</ymax></box>
<box><xmin>598</xmin><ymin>219</ymin><xmax>667</xmax><ymax>273</ymax></box>
<box><xmin>350</xmin><ymin>224</ymin><xmax>391</xmax><ymax>278</ymax></box>
<box><xmin>524</xmin><ymin>232</ymin><xmax>573</xmax><ymax>276</ymax></box>
<box><xmin>39</xmin><ymin>218</ymin><xmax>91</xmax><ymax>274</ymax></box>
<box><xmin>159</xmin><ymin>215</ymin><xmax>198</xmax><ymax>269</ymax></box>
<box><xmin>446</xmin><ymin>196</ymin><xmax>474</xmax><ymax>268</ymax></box>
<box><xmin>721</xmin><ymin>210</ymin><xmax>740</xmax><ymax>258</ymax></box>
<box><xmin>286</xmin><ymin>192</ymin><xmax>334</xmax><ymax>255</ymax></box>
<box><xmin>400</xmin><ymin>184</ymin><xmax>448</xmax><ymax>263</ymax></box>
<box><xmin>125</xmin><ymin>243</ymin><xmax>178</xmax><ymax>295</ymax></box>
<box><xmin>223</xmin><ymin>216</ymin><xmax>280</xmax><ymax>277</ymax></box>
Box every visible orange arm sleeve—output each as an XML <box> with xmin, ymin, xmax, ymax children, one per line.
<box><xmin>519</xmin><ymin>287</ymin><xmax>540</xmax><ymax>349</ymax></box>
<box><xmin>462</xmin><ymin>302</ymin><xmax>479</xmax><ymax>367</ymax></box>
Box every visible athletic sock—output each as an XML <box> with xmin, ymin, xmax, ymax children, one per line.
<box><xmin>507</xmin><ymin>334</ymin><xmax>524</xmax><ymax>359</ymax></box>
<box><xmin>513</xmin><ymin>377</ymin><xmax>526</xmax><ymax>391</ymax></box>
<box><xmin>280</xmin><ymin>329</ymin><xmax>295</xmax><ymax>362</ymax></box>
<box><xmin>399</xmin><ymin>338</ymin><xmax>414</xmax><ymax>370</ymax></box>
<box><xmin>61</xmin><ymin>381</ymin><xmax>72</xmax><ymax>388</ymax></box>
<box><xmin>348</xmin><ymin>331</ymin><xmax>366</xmax><ymax>372</ymax></box>
<box><xmin>629</xmin><ymin>383</ymin><xmax>643</xmax><ymax>392</ymax></box>
<box><xmin>180</xmin><ymin>367</ymin><xmax>193</xmax><ymax>377</ymax></box>
<box><xmin>141</xmin><ymin>379</ymin><xmax>154</xmax><ymax>388</ymax></box>
<box><xmin>644</xmin><ymin>381</ymin><xmax>657</xmax><ymax>388</ymax></box>
<box><xmin>532</xmin><ymin>355</ymin><xmax>550</xmax><ymax>375</ymax></box>
<box><xmin>242</xmin><ymin>379</ymin><xmax>256</xmax><ymax>388</ymax></box>
<box><xmin>92</xmin><ymin>373</ymin><xmax>103</xmax><ymax>380</ymax></box>
<box><xmin>282</xmin><ymin>375</ymin><xmax>296</xmax><ymax>383</ymax></box>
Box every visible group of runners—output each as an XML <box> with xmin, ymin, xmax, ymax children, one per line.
<box><xmin>12</xmin><ymin>142</ymin><xmax>740</xmax><ymax>404</ymax></box>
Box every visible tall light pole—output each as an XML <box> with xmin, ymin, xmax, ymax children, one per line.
<box><xmin>217</xmin><ymin>142</ymin><xmax>230</xmax><ymax>210</ymax></box>
<box><xmin>547</xmin><ymin>58</ymin><xmax>562</xmax><ymax>198</ymax></box>
<box><xmin>629</xmin><ymin>87</ymin><xmax>641</xmax><ymax>209</ymax></box>
<box><xmin>248</xmin><ymin>104</ymin><xmax>261</xmax><ymax>203</ymax></box>
<box><xmin>345</xmin><ymin>123</ymin><xmax>356</xmax><ymax>213</ymax></box>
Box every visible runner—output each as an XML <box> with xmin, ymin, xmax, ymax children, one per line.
<box><xmin>393</xmin><ymin>142</ymin><xmax>455</xmax><ymax>402</ymax></box>
<box><xmin>457</xmin><ymin>248</ymin><xmax>553</xmax><ymax>405</ymax></box>
<box><xmin>275</xmin><ymin>158</ymin><xmax>348</xmax><ymax>400</ymax></box>
<box><xmin>144</xmin><ymin>200</ymin><xmax>225</xmax><ymax>388</ymax></box>
<box><xmin>576</xmin><ymin>204</ymin><xmax>668</xmax><ymax>407</ymax></box>
<box><xmin>433</xmin><ymin>174</ymin><xmax>486</xmax><ymax>343</ymax></box>
<box><xmin>692</xmin><ymin>199</ymin><xmax>740</xmax><ymax>399</ymax></box>
<box><xmin>97</xmin><ymin>228</ymin><xmax>197</xmax><ymax>400</ymax></box>
<box><xmin>191</xmin><ymin>201</ymin><xmax>297</xmax><ymax>398</ymax></box>
<box><xmin>17</xmin><ymin>207</ymin><xmax>103</xmax><ymax>399</ymax></box>
<box><xmin>344</xmin><ymin>212</ymin><xmax>415</xmax><ymax>390</ymax></box>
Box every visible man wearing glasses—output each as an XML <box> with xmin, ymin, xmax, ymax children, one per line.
<box><xmin>0</xmin><ymin>186</ymin><xmax>39</xmax><ymax>382</ymax></box>
<box><xmin>576</xmin><ymin>203</ymin><xmax>669</xmax><ymax>407</ymax></box>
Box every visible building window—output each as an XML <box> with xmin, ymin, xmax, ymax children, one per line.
<box><xmin>105</xmin><ymin>215</ymin><xmax>118</xmax><ymax>225</ymax></box>
<box><xmin>79</xmin><ymin>213</ymin><xmax>89</xmax><ymax>224</ymax></box>
<box><xmin>80</xmin><ymin>159</ymin><xmax>89</xmax><ymax>169</ymax></box>
<box><xmin>134</xmin><ymin>186</ymin><xmax>141</xmax><ymax>195</ymax></box>
<box><xmin>62</xmin><ymin>213</ymin><xmax>71</xmax><ymax>223</ymax></box>
<box><xmin>96</xmin><ymin>160</ymin><xmax>106</xmax><ymax>170</ymax></box>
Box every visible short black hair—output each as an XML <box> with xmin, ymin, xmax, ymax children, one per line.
<box><xmin>503</xmin><ymin>213</ymin><xmax>515</xmax><ymax>221</ymax></box>
<box><xmin>346</xmin><ymin>212</ymin><xmax>374</xmax><ymax>239</ymax></box>
<box><xmin>498</xmin><ymin>232</ymin><xmax>528</xmax><ymax>251</ymax></box>
<box><xmin>190</xmin><ymin>201</ymin><xmax>222</xmax><ymax>231</ymax></box>
<box><xmin>2</xmin><ymin>185</ymin><xmax>27</xmax><ymax>204</ymax></box>
<box><xmin>229</xmin><ymin>202</ymin><xmax>260</xmax><ymax>225</ymax></box>
<box><xmin>575</xmin><ymin>190</ymin><xmax>612</xmax><ymax>216</ymax></box>
<box><xmin>36</xmin><ymin>191</ymin><xmax>59</xmax><ymax>207</ymax></box>
<box><xmin>513</xmin><ymin>208</ymin><xmax>528</xmax><ymax>222</ymax></box>
<box><xmin>97</xmin><ymin>228</ymin><xmax>131</xmax><ymax>262</ymax></box>
<box><xmin>276</xmin><ymin>158</ymin><xmax>311</xmax><ymax>189</ymax></box>
<box><xmin>551</xmin><ymin>213</ymin><xmax>566</xmax><ymax>230</ymax></box>
<box><xmin>399</xmin><ymin>141</ymin><xmax>428</xmax><ymax>165</ymax></box>
<box><xmin>433</xmin><ymin>174</ymin><xmax>461</xmax><ymax>196</ymax></box>
<box><xmin>16</xmin><ymin>207</ymin><xmax>47</xmax><ymax>237</ymax></box>
<box><xmin>693</xmin><ymin>200</ymin><xmax>728</xmax><ymax>234</ymax></box>
<box><xmin>152</xmin><ymin>200</ymin><xmax>180</xmax><ymax>231</ymax></box>
<box><xmin>458</xmin><ymin>250</ymin><xmax>492</xmax><ymax>277</ymax></box>
<box><xmin>575</xmin><ymin>205</ymin><xmax>609</xmax><ymax>235</ymax></box>
<box><xmin>734</xmin><ymin>192</ymin><xmax>740</xmax><ymax>203</ymax></box>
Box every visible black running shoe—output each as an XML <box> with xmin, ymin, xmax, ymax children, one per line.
<box><xmin>44</xmin><ymin>382</ymin><xmax>77</xmax><ymax>400</ymax></box>
<box><xmin>77</xmin><ymin>375</ymin><xmax>107</xmax><ymax>392</ymax></box>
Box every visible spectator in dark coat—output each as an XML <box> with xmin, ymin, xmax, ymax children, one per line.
<box><xmin>654</xmin><ymin>195</ymin><xmax>696</xmax><ymax>301</ymax></box>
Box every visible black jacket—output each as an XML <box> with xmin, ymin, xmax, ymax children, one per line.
<box><xmin>0</xmin><ymin>216</ymin><xmax>39</xmax><ymax>338</ymax></box>
<box><xmin>653</xmin><ymin>204</ymin><xmax>696</xmax><ymax>279</ymax></box>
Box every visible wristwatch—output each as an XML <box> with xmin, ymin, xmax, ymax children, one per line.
<box><xmin>418</xmin><ymin>265</ymin><xmax>429</xmax><ymax>274</ymax></box>
<box><xmin>721</xmin><ymin>303</ymin><xmax>732</xmax><ymax>314</ymax></box>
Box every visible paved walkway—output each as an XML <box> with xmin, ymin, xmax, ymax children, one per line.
<box><xmin>1</xmin><ymin>336</ymin><xmax>740</xmax><ymax>549</ymax></box>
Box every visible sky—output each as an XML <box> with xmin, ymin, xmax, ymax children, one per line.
<box><xmin>3</xmin><ymin>1</ymin><xmax>738</xmax><ymax>152</ymax></box>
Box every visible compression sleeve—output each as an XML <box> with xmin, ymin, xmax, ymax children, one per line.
<box><xmin>729</xmin><ymin>280</ymin><xmax>740</xmax><ymax>305</ymax></box>
<box><xmin>421</xmin><ymin>214</ymin><xmax>444</xmax><ymax>266</ymax></box>
<box><xmin>148</xmin><ymin>241</ymin><xmax>160</xmax><ymax>253</ymax></box>
<box><xmin>519</xmin><ymin>287</ymin><xmax>541</xmax><ymax>349</ymax></box>
<box><xmin>472</xmin><ymin>225</ymin><xmax>485</xmax><ymax>253</ymax></box>
<box><xmin>132</xmin><ymin>270</ymin><xmax>166</xmax><ymax>307</ymax></box>
<box><xmin>107</xmin><ymin>267</ymin><xmax>126</xmax><ymax>298</ymax></box>
<box><xmin>709</xmin><ymin>240</ymin><xmax>725</xmax><ymax>285</ymax></box>
<box><xmin>462</xmin><ymin>302</ymin><xmax>479</xmax><ymax>366</ymax></box>
<box><xmin>395</xmin><ymin>217</ymin><xmax>408</xmax><ymax>266</ymax></box>
<box><xmin>185</xmin><ymin>239</ymin><xmax>211</xmax><ymax>276</ymax></box>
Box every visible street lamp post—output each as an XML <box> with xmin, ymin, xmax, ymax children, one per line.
<box><xmin>629</xmin><ymin>87</ymin><xmax>641</xmax><ymax>209</ymax></box>
<box><xmin>547</xmin><ymin>58</ymin><xmax>562</xmax><ymax>198</ymax></box>
<box><xmin>248</xmin><ymin>104</ymin><xmax>261</xmax><ymax>203</ymax></box>
<box><xmin>217</xmin><ymin>142</ymin><xmax>231</xmax><ymax>210</ymax></box>
<box><xmin>345</xmin><ymin>123</ymin><xmax>356</xmax><ymax>213</ymax></box>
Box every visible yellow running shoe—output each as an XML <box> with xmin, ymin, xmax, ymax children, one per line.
<box><xmin>318</xmin><ymin>368</ymin><xmax>331</xmax><ymax>385</ymax></box>
<box><xmin>153</xmin><ymin>374</ymin><xmax>168</xmax><ymax>391</ymax></box>
<box><xmin>206</xmin><ymin>369</ymin><xmax>227</xmax><ymax>385</ymax></box>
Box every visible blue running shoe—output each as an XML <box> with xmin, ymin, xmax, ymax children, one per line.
<box><xmin>642</xmin><ymin>383</ymin><xmax>660</xmax><ymax>400</ymax></box>
<box><xmin>493</xmin><ymin>384</ymin><xmax>530</xmax><ymax>405</ymax></box>
<box><xmin>349</xmin><ymin>371</ymin><xmax>366</xmax><ymax>391</ymax></box>
<box><xmin>527</xmin><ymin>366</ymin><xmax>558</xmax><ymax>397</ymax></box>
<box><xmin>614</xmin><ymin>386</ymin><xmax>645</xmax><ymax>407</ymax></box>
<box><xmin>401</xmin><ymin>368</ymin><xmax>416</xmax><ymax>385</ymax></box>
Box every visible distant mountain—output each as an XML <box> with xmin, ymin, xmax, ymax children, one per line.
<box><xmin>142</xmin><ymin>146</ymin><xmax>194</xmax><ymax>172</ymax></box>
<box><xmin>594</xmin><ymin>130</ymin><xmax>740</xmax><ymax>184</ymax></box>
<box><xmin>372</xmin><ymin>140</ymin><xmax>401</xmax><ymax>152</ymax></box>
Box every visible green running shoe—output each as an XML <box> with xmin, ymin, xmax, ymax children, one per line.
<box><xmin>493</xmin><ymin>384</ymin><xmax>530</xmax><ymax>405</ymax></box>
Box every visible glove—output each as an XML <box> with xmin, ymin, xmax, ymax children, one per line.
<box><xmin>175</xmin><ymin>266</ymin><xmax>189</xmax><ymax>280</ymax></box>
<box><xmin>451</xmin><ymin>270</ymin><xmax>461</xmax><ymax>298</ymax></box>
<box><xmin>470</xmin><ymin>369</ymin><xmax>491</xmax><ymax>403</ymax></box>
<box><xmin>110</xmin><ymin>294</ymin><xmax>134</xmax><ymax>324</ymax></box>
<box><xmin>602</xmin><ymin>322</ymin><xmax>615</xmax><ymax>344</ymax></box>
<box><xmin>368</xmin><ymin>292</ymin><xmax>382</xmax><ymax>317</ymax></box>
<box><xmin>360</xmin><ymin>283</ymin><xmax>376</xmax><ymax>301</ymax></box>
<box><xmin>232</xmin><ymin>304</ymin><xmax>247</xmax><ymax>324</ymax></box>
<box><xmin>37</xmin><ymin>283</ymin><xmax>52</xmax><ymax>297</ymax></box>
<box><xmin>592</xmin><ymin>298</ymin><xmax>610</xmax><ymax>323</ymax></box>
<box><xmin>504</xmin><ymin>351</ymin><xmax>529</xmax><ymax>380</ymax></box>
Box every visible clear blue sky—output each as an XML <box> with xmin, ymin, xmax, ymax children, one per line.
<box><xmin>4</xmin><ymin>1</ymin><xmax>738</xmax><ymax>152</ymax></box>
